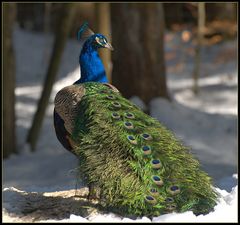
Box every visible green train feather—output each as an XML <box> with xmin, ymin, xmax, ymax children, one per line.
<box><xmin>54</xmin><ymin>81</ymin><xmax>218</xmax><ymax>217</ymax></box>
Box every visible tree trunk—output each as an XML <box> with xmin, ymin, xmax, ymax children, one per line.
<box><xmin>3</xmin><ymin>3</ymin><xmax>17</xmax><ymax>158</ymax></box>
<box><xmin>111</xmin><ymin>3</ymin><xmax>169</xmax><ymax>104</ymax></box>
<box><xmin>95</xmin><ymin>3</ymin><xmax>112</xmax><ymax>82</ymax></box>
<box><xmin>42</xmin><ymin>3</ymin><xmax>52</xmax><ymax>65</ymax></box>
<box><xmin>192</xmin><ymin>2</ymin><xmax>205</xmax><ymax>95</ymax></box>
<box><xmin>26</xmin><ymin>3</ymin><xmax>76</xmax><ymax>151</ymax></box>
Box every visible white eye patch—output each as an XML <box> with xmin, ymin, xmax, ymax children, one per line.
<box><xmin>95</xmin><ymin>36</ymin><xmax>107</xmax><ymax>45</ymax></box>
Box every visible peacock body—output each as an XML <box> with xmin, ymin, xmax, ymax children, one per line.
<box><xmin>54</xmin><ymin>22</ymin><xmax>218</xmax><ymax>217</ymax></box>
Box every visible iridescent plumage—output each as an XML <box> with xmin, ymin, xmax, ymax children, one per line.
<box><xmin>53</xmin><ymin>22</ymin><xmax>218</xmax><ymax>217</ymax></box>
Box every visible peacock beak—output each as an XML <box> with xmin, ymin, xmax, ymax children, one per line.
<box><xmin>105</xmin><ymin>42</ymin><xmax>114</xmax><ymax>51</ymax></box>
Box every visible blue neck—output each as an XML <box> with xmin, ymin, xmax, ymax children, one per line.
<box><xmin>75</xmin><ymin>41</ymin><xmax>108</xmax><ymax>84</ymax></box>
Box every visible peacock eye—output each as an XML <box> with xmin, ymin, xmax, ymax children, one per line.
<box><xmin>124</xmin><ymin>121</ymin><xmax>134</xmax><ymax>129</ymax></box>
<box><xmin>111</xmin><ymin>112</ymin><xmax>121</xmax><ymax>119</ymax></box>
<box><xmin>127</xmin><ymin>135</ymin><xmax>137</xmax><ymax>145</ymax></box>
<box><xmin>165</xmin><ymin>197</ymin><xmax>174</xmax><ymax>203</ymax></box>
<box><xmin>149</xmin><ymin>188</ymin><xmax>159</xmax><ymax>197</ymax></box>
<box><xmin>142</xmin><ymin>145</ymin><xmax>151</xmax><ymax>155</ymax></box>
<box><xmin>168</xmin><ymin>185</ymin><xmax>181</xmax><ymax>195</ymax></box>
<box><xmin>152</xmin><ymin>175</ymin><xmax>164</xmax><ymax>186</ymax></box>
<box><xmin>112</xmin><ymin>101</ymin><xmax>121</xmax><ymax>108</ymax></box>
<box><xmin>141</xmin><ymin>133</ymin><xmax>153</xmax><ymax>141</ymax></box>
<box><xmin>145</xmin><ymin>195</ymin><xmax>157</xmax><ymax>204</ymax></box>
<box><xmin>151</xmin><ymin>159</ymin><xmax>162</xmax><ymax>169</ymax></box>
<box><xmin>124</xmin><ymin>112</ymin><xmax>135</xmax><ymax>119</ymax></box>
<box><xmin>106</xmin><ymin>95</ymin><xmax>115</xmax><ymax>100</ymax></box>
<box><xmin>166</xmin><ymin>204</ymin><xmax>177</xmax><ymax>211</ymax></box>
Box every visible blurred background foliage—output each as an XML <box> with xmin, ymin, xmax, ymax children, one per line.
<box><xmin>16</xmin><ymin>3</ymin><xmax>237</xmax><ymax>39</ymax></box>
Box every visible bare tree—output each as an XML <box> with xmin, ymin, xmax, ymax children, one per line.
<box><xmin>42</xmin><ymin>3</ymin><xmax>52</xmax><ymax>65</ymax></box>
<box><xmin>26</xmin><ymin>3</ymin><xmax>76</xmax><ymax>151</ymax></box>
<box><xmin>192</xmin><ymin>2</ymin><xmax>205</xmax><ymax>95</ymax></box>
<box><xmin>111</xmin><ymin>3</ymin><xmax>169</xmax><ymax>104</ymax></box>
<box><xmin>3</xmin><ymin>3</ymin><xmax>17</xmax><ymax>158</ymax></box>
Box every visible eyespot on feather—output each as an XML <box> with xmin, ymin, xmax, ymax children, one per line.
<box><xmin>168</xmin><ymin>185</ymin><xmax>181</xmax><ymax>195</ymax></box>
<box><xmin>152</xmin><ymin>175</ymin><xmax>164</xmax><ymax>186</ymax></box>
<box><xmin>106</xmin><ymin>95</ymin><xmax>115</xmax><ymax>100</ymax></box>
<box><xmin>124</xmin><ymin>112</ymin><xmax>135</xmax><ymax>119</ymax></box>
<box><xmin>149</xmin><ymin>188</ymin><xmax>159</xmax><ymax>197</ymax></box>
<box><xmin>112</xmin><ymin>102</ymin><xmax>121</xmax><ymax>108</ymax></box>
<box><xmin>111</xmin><ymin>112</ymin><xmax>121</xmax><ymax>119</ymax></box>
<box><xmin>145</xmin><ymin>195</ymin><xmax>157</xmax><ymax>204</ymax></box>
<box><xmin>127</xmin><ymin>135</ymin><xmax>137</xmax><ymax>145</ymax></box>
<box><xmin>124</xmin><ymin>121</ymin><xmax>134</xmax><ymax>129</ymax></box>
<box><xmin>151</xmin><ymin>159</ymin><xmax>162</xmax><ymax>169</ymax></box>
<box><xmin>141</xmin><ymin>133</ymin><xmax>153</xmax><ymax>141</ymax></box>
<box><xmin>165</xmin><ymin>197</ymin><xmax>174</xmax><ymax>203</ymax></box>
<box><xmin>99</xmin><ymin>89</ymin><xmax>109</xmax><ymax>94</ymax></box>
<box><xmin>142</xmin><ymin>145</ymin><xmax>152</xmax><ymax>155</ymax></box>
<box><xmin>166</xmin><ymin>203</ymin><xmax>177</xmax><ymax>211</ymax></box>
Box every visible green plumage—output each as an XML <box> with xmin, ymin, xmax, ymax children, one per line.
<box><xmin>56</xmin><ymin>82</ymin><xmax>218</xmax><ymax>217</ymax></box>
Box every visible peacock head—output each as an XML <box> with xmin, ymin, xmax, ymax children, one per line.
<box><xmin>77</xmin><ymin>22</ymin><xmax>113</xmax><ymax>51</ymax></box>
<box><xmin>90</xmin><ymin>34</ymin><xmax>114</xmax><ymax>50</ymax></box>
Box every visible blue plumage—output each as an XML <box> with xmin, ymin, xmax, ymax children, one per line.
<box><xmin>74</xmin><ymin>24</ymin><xmax>113</xmax><ymax>84</ymax></box>
<box><xmin>75</xmin><ymin>38</ymin><xmax>108</xmax><ymax>83</ymax></box>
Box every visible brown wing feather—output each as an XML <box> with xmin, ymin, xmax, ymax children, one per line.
<box><xmin>54</xmin><ymin>84</ymin><xmax>86</xmax><ymax>135</ymax></box>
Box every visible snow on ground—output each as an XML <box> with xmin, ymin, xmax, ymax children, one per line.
<box><xmin>2</xmin><ymin>179</ymin><xmax>238</xmax><ymax>222</ymax></box>
<box><xmin>3</xmin><ymin>26</ymin><xmax>238</xmax><ymax>222</ymax></box>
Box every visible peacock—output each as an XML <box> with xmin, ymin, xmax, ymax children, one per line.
<box><xmin>53</xmin><ymin>22</ymin><xmax>218</xmax><ymax>217</ymax></box>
